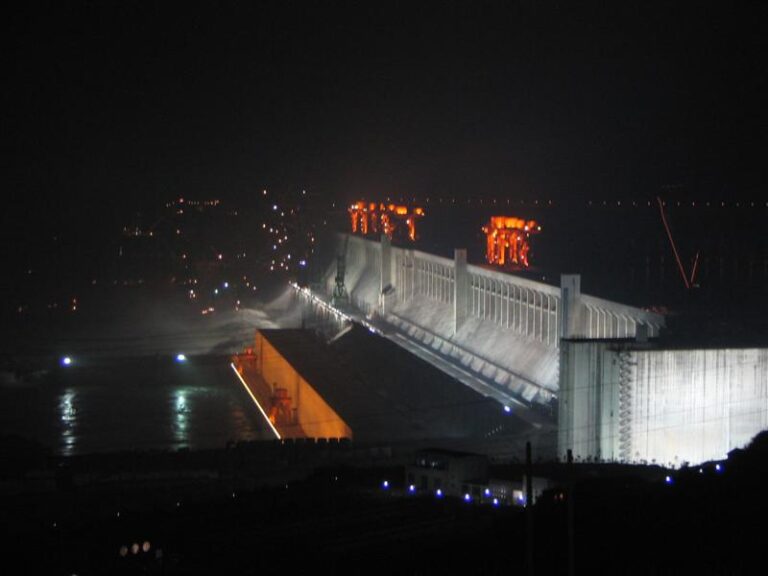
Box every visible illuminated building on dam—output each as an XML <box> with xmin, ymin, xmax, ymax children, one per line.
<box><xmin>308</xmin><ymin>233</ymin><xmax>768</xmax><ymax>466</ymax></box>
<box><xmin>559</xmin><ymin>338</ymin><xmax>768</xmax><ymax>466</ymax></box>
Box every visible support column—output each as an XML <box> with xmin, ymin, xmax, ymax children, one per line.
<box><xmin>453</xmin><ymin>249</ymin><xmax>468</xmax><ymax>335</ymax></box>
<box><xmin>561</xmin><ymin>274</ymin><xmax>582</xmax><ymax>339</ymax></box>
<box><xmin>380</xmin><ymin>234</ymin><xmax>391</xmax><ymax>291</ymax></box>
<box><xmin>380</xmin><ymin>234</ymin><xmax>392</xmax><ymax>314</ymax></box>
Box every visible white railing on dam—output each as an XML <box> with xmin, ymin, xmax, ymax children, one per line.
<box><xmin>395</xmin><ymin>250</ymin><xmax>456</xmax><ymax>307</ymax></box>
<box><xmin>322</xmin><ymin>233</ymin><xmax>664</xmax><ymax>404</ymax></box>
<box><xmin>466</xmin><ymin>266</ymin><xmax>561</xmax><ymax>346</ymax></box>
<box><xmin>331</xmin><ymin>234</ymin><xmax>662</xmax><ymax>346</ymax></box>
<box><xmin>392</xmin><ymin>247</ymin><xmax>562</xmax><ymax>344</ymax></box>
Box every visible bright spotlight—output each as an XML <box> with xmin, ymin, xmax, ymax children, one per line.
<box><xmin>61</xmin><ymin>356</ymin><xmax>73</xmax><ymax>367</ymax></box>
<box><xmin>176</xmin><ymin>354</ymin><xmax>187</xmax><ymax>363</ymax></box>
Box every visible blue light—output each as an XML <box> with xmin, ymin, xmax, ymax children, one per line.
<box><xmin>435</xmin><ymin>489</ymin><xmax>443</xmax><ymax>498</ymax></box>
<box><xmin>665</xmin><ymin>475</ymin><xmax>673</xmax><ymax>485</ymax></box>
<box><xmin>492</xmin><ymin>498</ymin><xmax>499</xmax><ymax>507</ymax></box>
<box><xmin>408</xmin><ymin>484</ymin><xmax>416</xmax><ymax>494</ymax></box>
<box><xmin>463</xmin><ymin>493</ymin><xmax>472</xmax><ymax>502</ymax></box>
<box><xmin>484</xmin><ymin>488</ymin><xmax>491</xmax><ymax>497</ymax></box>
<box><xmin>382</xmin><ymin>480</ymin><xmax>389</xmax><ymax>490</ymax></box>
<box><xmin>504</xmin><ymin>405</ymin><xmax>511</xmax><ymax>413</ymax></box>
<box><xmin>176</xmin><ymin>354</ymin><xmax>187</xmax><ymax>363</ymax></box>
<box><xmin>715</xmin><ymin>464</ymin><xmax>723</xmax><ymax>473</ymax></box>
<box><xmin>223</xmin><ymin>282</ymin><xmax>229</xmax><ymax>289</ymax></box>
<box><xmin>61</xmin><ymin>356</ymin><xmax>73</xmax><ymax>367</ymax></box>
<box><xmin>299</xmin><ymin>260</ymin><xmax>307</xmax><ymax>267</ymax></box>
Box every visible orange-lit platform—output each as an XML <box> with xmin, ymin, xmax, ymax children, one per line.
<box><xmin>482</xmin><ymin>216</ymin><xmax>541</xmax><ymax>267</ymax></box>
<box><xmin>349</xmin><ymin>201</ymin><xmax>424</xmax><ymax>241</ymax></box>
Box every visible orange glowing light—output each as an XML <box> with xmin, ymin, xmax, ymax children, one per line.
<box><xmin>482</xmin><ymin>216</ymin><xmax>540</xmax><ymax>268</ymax></box>
<box><xmin>348</xmin><ymin>200</ymin><xmax>424</xmax><ymax>241</ymax></box>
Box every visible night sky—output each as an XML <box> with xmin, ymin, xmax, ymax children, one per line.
<box><xmin>3</xmin><ymin>1</ymin><xmax>766</xmax><ymax>234</ymax></box>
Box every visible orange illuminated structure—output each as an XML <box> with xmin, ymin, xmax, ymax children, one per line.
<box><xmin>268</xmin><ymin>388</ymin><xmax>295</xmax><ymax>427</ymax></box>
<box><xmin>349</xmin><ymin>201</ymin><xmax>424</xmax><ymax>241</ymax></box>
<box><xmin>482</xmin><ymin>216</ymin><xmax>541</xmax><ymax>268</ymax></box>
<box><xmin>232</xmin><ymin>332</ymin><xmax>352</xmax><ymax>440</ymax></box>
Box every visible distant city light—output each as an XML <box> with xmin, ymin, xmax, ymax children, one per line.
<box><xmin>214</xmin><ymin>289</ymin><xmax>219</xmax><ymax>295</ymax></box>
<box><xmin>484</xmin><ymin>488</ymin><xmax>491</xmax><ymax>497</ymax></box>
<box><xmin>408</xmin><ymin>484</ymin><xmax>416</xmax><ymax>494</ymax></box>
<box><xmin>176</xmin><ymin>354</ymin><xmax>187</xmax><ymax>363</ymax></box>
<box><xmin>61</xmin><ymin>356</ymin><xmax>73</xmax><ymax>367</ymax></box>
<box><xmin>715</xmin><ymin>464</ymin><xmax>723</xmax><ymax>473</ymax></box>
<box><xmin>382</xmin><ymin>480</ymin><xmax>389</xmax><ymax>490</ymax></box>
<box><xmin>665</xmin><ymin>475</ymin><xmax>673</xmax><ymax>485</ymax></box>
<box><xmin>464</xmin><ymin>493</ymin><xmax>472</xmax><ymax>502</ymax></box>
<box><xmin>435</xmin><ymin>489</ymin><xmax>443</xmax><ymax>498</ymax></box>
<box><xmin>492</xmin><ymin>498</ymin><xmax>499</xmax><ymax>507</ymax></box>
<box><xmin>223</xmin><ymin>282</ymin><xmax>229</xmax><ymax>289</ymax></box>
<box><xmin>504</xmin><ymin>405</ymin><xmax>512</xmax><ymax>413</ymax></box>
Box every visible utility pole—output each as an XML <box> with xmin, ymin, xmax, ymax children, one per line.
<box><xmin>567</xmin><ymin>448</ymin><xmax>575</xmax><ymax>576</ymax></box>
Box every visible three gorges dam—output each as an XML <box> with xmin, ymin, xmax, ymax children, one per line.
<box><xmin>236</xmin><ymin>231</ymin><xmax>768</xmax><ymax>468</ymax></box>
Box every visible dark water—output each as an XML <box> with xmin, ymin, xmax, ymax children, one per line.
<box><xmin>0</xmin><ymin>355</ymin><xmax>272</xmax><ymax>456</ymax></box>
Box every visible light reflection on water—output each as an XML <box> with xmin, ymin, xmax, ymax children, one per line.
<box><xmin>173</xmin><ymin>389</ymin><xmax>189</xmax><ymax>447</ymax></box>
<box><xmin>1</xmin><ymin>293</ymin><xmax>341</xmax><ymax>456</ymax></box>
<box><xmin>58</xmin><ymin>390</ymin><xmax>77</xmax><ymax>456</ymax></box>
<box><xmin>0</xmin><ymin>358</ymin><xmax>273</xmax><ymax>456</ymax></box>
